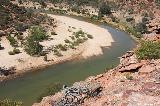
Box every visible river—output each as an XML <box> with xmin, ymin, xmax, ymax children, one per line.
<box><xmin>0</xmin><ymin>15</ymin><xmax>136</xmax><ymax>106</ymax></box>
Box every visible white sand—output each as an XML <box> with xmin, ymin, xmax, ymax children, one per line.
<box><xmin>48</xmin><ymin>14</ymin><xmax>114</xmax><ymax>58</ymax></box>
<box><xmin>0</xmin><ymin>14</ymin><xmax>114</xmax><ymax>76</ymax></box>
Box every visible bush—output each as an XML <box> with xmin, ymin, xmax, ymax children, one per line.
<box><xmin>87</xmin><ymin>34</ymin><xmax>93</xmax><ymax>39</ymax></box>
<box><xmin>0</xmin><ymin>99</ymin><xmax>23</xmax><ymax>106</ymax></box>
<box><xmin>13</xmin><ymin>48</ymin><xmax>21</xmax><ymax>54</ymax></box>
<box><xmin>8</xmin><ymin>51</ymin><xmax>15</xmax><ymax>55</ymax></box>
<box><xmin>17</xmin><ymin>34</ymin><xmax>23</xmax><ymax>40</ymax></box>
<box><xmin>57</xmin><ymin>44</ymin><xmax>68</xmax><ymax>51</ymax></box>
<box><xmin>51</xmin><ymin>31</ymin><xmax>57</xmax><ymax>35</ymax></box>
<box><xmin>64</xmin><ymin>39</ymin><xmax>71</xmax><ymax>43</ymax></box>
<box><xmin>136</xmin><ymin>41</ymin><xmax>160</xmax><ymax>60</ymax></box>
<box><xmin>126</xmin><ymin>17</ymin><xmax>134</xmax><ymax>22</ymax></box>
<box><xmin>128</xmin><ymin>8</ymin><xmax>134</xmax><ymax>14</ymax></box>
<box><xmin>91</xmin><ymin>15</ymin><xmax>99</xmax><ymax>21</ymax></box>
<box><xmin>74</xmin><ymin>30</ymin><xmax>85</xmax><ymax>38</ymax></box>
<box><xmin>126</xmin><ymin>27</ymin><xmax>142</xmax><ymax>38</ymax></box>
<box><xmin>99</xmin><ymin>3</ymin><xmax>111</xmax><ymax>16</ymax></box>
<box><xmin>54</xmin><ymin>50</ymin><xmax>62</xmax><ymax>57</ymax></box>
<box><xmin>134</xmin><ymin>22</ymin><xmax>148</xmax><ymax>34</ymax></box>
<box><xmin>142</xmin><ymin>17</ymin><xmax>149</xmax><ymax>24</ymax></box>
<box><xmin>8</xmin><ymin>48</ymin><xmax>21</xmax><ymax>55</ymax></box>
<box><xmin>30</xmin><ymin>26</ymin><xmax>48</xmax><ymax>42</ymax></box>
<box><xmin>156</xmin><ymin>0</ymin><xmax>160</xmax><ymax>7</ymax></box>
<box><xmin>7</xmin><ymin>36</ymin><xmax>18</xmax><ymax>47</ymax></box>
<box><xmin>15</xmin><ymin>23</ymin><xmax>28</xmax><ymax>32</ymax></box>
<box><xmin>25</xmin><ymin>37</ymin><xmax>43</xmax><ymax>56</ymax></box>
<box><xmin>125</xmin><ymin>73</ymin><xmax>133</xmax><ymax>80</ymax></box>
<box><xmin>44</xmin><ymin>55</ymin><xmax>48</xmax><ymax>61</ymax></box>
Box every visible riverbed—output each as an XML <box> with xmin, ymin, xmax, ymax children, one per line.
<box><xmin>0</xmin><ymin>15</ymin><xmax>136</xmax><ymax>106</ymax></box>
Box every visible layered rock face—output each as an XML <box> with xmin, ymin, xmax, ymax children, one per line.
<box><xmin>33</xmin><ymin>51</ymin><xmax>160</xmax><ymax>106</ymax></box>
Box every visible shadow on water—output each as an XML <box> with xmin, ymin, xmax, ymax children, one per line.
<box><xmin>0</xmin><ymin>15</ymin><xmax>136</xmax><ymax>106</ymax></box>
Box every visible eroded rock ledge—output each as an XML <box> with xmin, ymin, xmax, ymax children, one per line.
<box><xmin>33</xmin><ymin>51</ymin><xmax>160</xmax><ymax>106</ymax></box>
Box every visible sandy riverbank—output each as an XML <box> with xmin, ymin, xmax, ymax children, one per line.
<box><xmin>0</xmin><ymin>14</ymin><xmax>114</xmax><ymax>81</ymax></box>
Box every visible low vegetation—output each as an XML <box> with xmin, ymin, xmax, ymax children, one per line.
<box><xmin>37</xmin><ymin>83</ymin><xmax>62</xmax><ymax>102</ymax></box>
<box><xmin>98</xmin><ymin>3</ymin><xmax>111</xmax><ymax>17</ymax></box>
<box><xmin>24</xmin><ymin>26</ymin><xmax>47</xmax><ymax>56</ymax></box>
<box><xmin>7</xmin><ymin>36</ymin><xmax>18</xmax><ymax>47</ymax></box>
<box><xmin>8</xmin><ymin>48</ymin><xmax>21</xmax><ymax>55</ymax></box>
<box><xmin>0</xmin><ymin>99</ymin><xmax>23</xmax><ymax>106</ymax></box>
<box><xmin>29</xmin><ymin>26</ymin><xmax>48</xmax><ymax>42</ymax></box>
<box><xmin>25</xmin><ymin>37</ymin><xmax>43</xmax><ymax>56</ymax></box>
<box><xmin>156</xmin><ymin>0</ymin><xmax>160</xmax><ymax>7</ymax></box>
<box><xmin>53</xmin><ymin>30</ymin><xmax>93</xmax><ymax>56</ymax></box>
<box><xmin>134</xmin><ymin>22</ymin><xmax>148</xmax><ymax>34</ymax></box>
<box><xmin>136</xmin><ymin>41</ymin><xmax>160</xmax><ymax>60</ymax></box>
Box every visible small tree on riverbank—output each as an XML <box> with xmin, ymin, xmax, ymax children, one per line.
<box><xmin>98</xmin><ymin>3</ymin><xmax>111</xmax><ymax>17</ymax></box>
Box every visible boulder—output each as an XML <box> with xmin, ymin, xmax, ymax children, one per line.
<box><xmin>139</xmin><ymin>65</ymin><xmax>156</xmax><ymax>74</ymax></box>
<box><xmin>119</xmin><ymin>63</ymin><xmax>144</xmax><ymax>72</ymax></box>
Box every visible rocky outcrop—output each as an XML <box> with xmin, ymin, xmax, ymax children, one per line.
<box><xmin>33</xmin><ymin>51</ymin><xmax>160</xmax><ymax>106</ymax></box>
<box><xmin>115</xmin><ymin>51</ymin><xmax>144</xmax><ymax>72</ymax></box>
<box><xmin>0</xmin><ymin>67</ymin><xmax>15</xmax><ymax>77</ymax></box>
<box><xmin>33</xmin><ymin>82</ymin><xmax>102</xmax><ymax>106</ymax></box>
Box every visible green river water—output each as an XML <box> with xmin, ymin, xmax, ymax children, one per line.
<box><xmin>0</xmin><ymin>15</ymin><xmax>136</xmax><ymax>106</ymax></box>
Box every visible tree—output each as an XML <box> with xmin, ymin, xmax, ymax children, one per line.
<box><xmin>98</xmin><ymin>3</ymin><xmax>111</xmax><ymax>16</ymax></box>
<box><xmin>25</xmin><ymin>37</ymin><xmax>43</xmax><ymax>56</ymax></box>
<box><xmin>134</xmin><ymin>22</ymin><xmax>148</xmax><ymax>34</ymax></box>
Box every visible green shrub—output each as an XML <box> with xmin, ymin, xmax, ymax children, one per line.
<box><xmin>142</xmin><ymin>17</ymin><xmax>149</xmax><ymax>24</ymax></box>
<box><xmin>70</xmin><ymin>36</ymin><xmax>75</xmax><ymax>40</ymax></box>
<box><xmin>134</xmin><ymin>22</ymin><xmax>148</xmax><ymax>34</ymax></box>
<box><xmin>125</xmin><ymin>73</ymin><xmax>133</xmax><ymax>80</ymax></box>
<box><xmin>54</xmin><ymin>50</ymin><xmax>63</xmax><ymax>57</ymax></box>
<box><xmin>51</xmin><ymin>31</ymin><xmax>57</xmax><ymax>35</ymax></box>
<box><xmin>44</xmin><ymin>55</ymin><xmax>48</xmax><ymax>61</ymax></box>
<box><xmin>136</xmin><ymin>41</ymin><xmax>160</xmax><ymax>60</ymax></box>
<box><xmin>13</xmin><ymin>48</ymin><xmax>21</xmax><ymax>54</ymax></box>
<box><xmin>126</xmin><ymin>26</ymin><xmax>142</xmax><ymax>38</ymax></box>
<box><xmin>15</xmin><ymin>23</ymin><xmax>28</xmax><ymax>32</ymax></box>
<box><xmin>8</xmin><ymin>51</ymin><xmax>15</xmax><ymax>55</ymax></box>
<box><xmin>126</xmin><ymin>17</ymin><xmax>134</xmax><ymax>22</ymax></box>
<box><xmin>7</xmin><ymin>36</ymin><xmax>18</xmax><ymax>47</ymax></box>
<box><xmin>87</xmin><ymin>34</ymin><xmax>93</xmax><ymax>39</ymax></box>
<box><xmin>25</xmin><ymin>38</ymin><xmax>43</xmax><ymax>56</ymax></box>
<box><xmin>57</xmin><ymin>44</ymin><xmax>68</xmax><ymax>51</ymax></box>
<box><xmin>128</xmin><ymin>8</ymin><xmax>134</xmax><ymax>14</ymax></box>
<box><xmin>0</xmin><ymin>99</ymin><xmax>23</xmax><ymax>106</ymax></box>
<box><xmin>30</xmin><ymin>26</ymin><xmax>48</xmax><ymax>42</ymax></box>
<box><xmin>64</xmin><ymin>39</ymin><xmax>71</xmax><ymax>43</ymax></box>
<box><xmin>156</xmin><ymin>0</ymin><xmax>160</xmax><ymax>7</ymax></box>
<box><xmin>74</xmin><ymin>30</ymin><xmax>85</xmax><ymax>38</ymax></box>
<box><xmin>99</xmin><ymin>3</ymin><xmax>111</xmax><ymax>16</ymax></box>
<box><xmin>91</xmin><ymin>15</ymin><xmax>99</xmax><ymax>21</ymax></box>
<box><xmin>17</xmin><ymin>34</ymin><xmax>24</xmax><ymax>40</ymax></box>
<box><xmin>69</xmin><ymin>44</ymin><xmax>76</xmax><ymax>49</ymax></box>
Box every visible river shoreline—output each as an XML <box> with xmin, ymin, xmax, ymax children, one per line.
<box><xmin>0</xmin><ymin>14</ymin><xmax>114</xmax><ymax>82</ymax></box>
<box><xmin>0</xmin><ymin>51</ymin><xmax>83</xmax><ymax>82</ymax></box>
